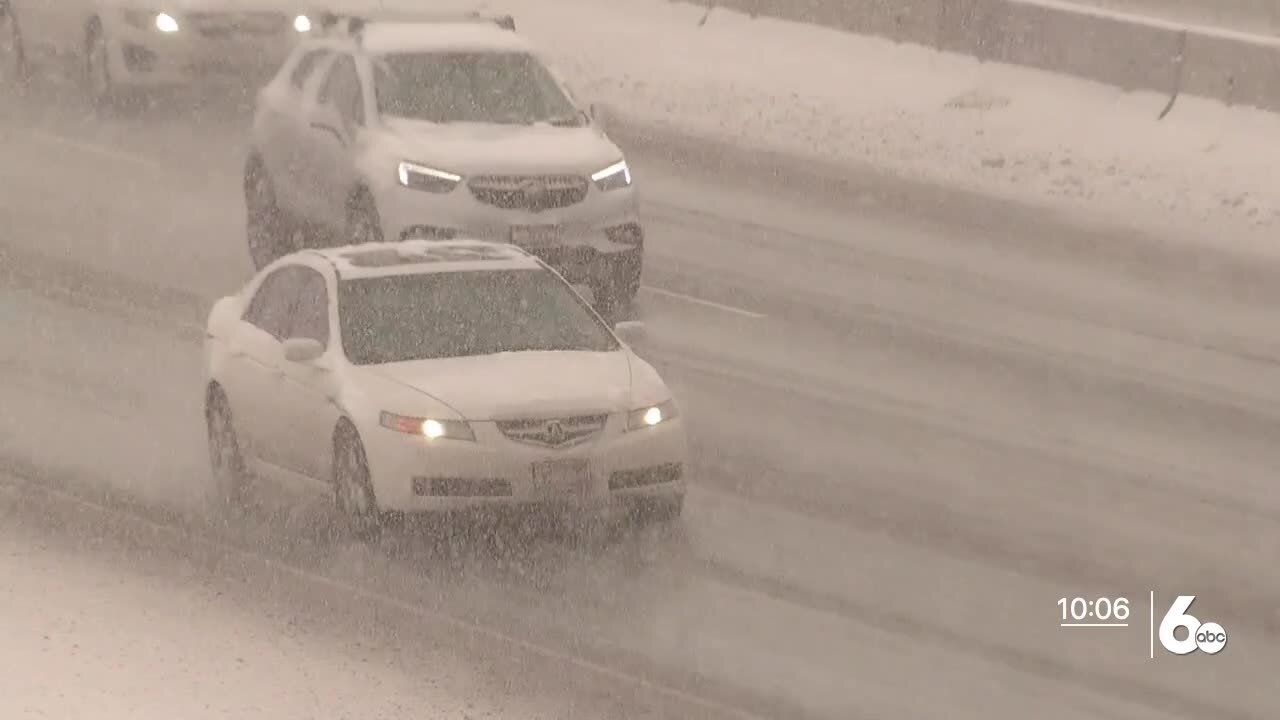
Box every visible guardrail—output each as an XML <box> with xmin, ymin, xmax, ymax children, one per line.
<box><xmin>685</xmin><ymin>0</ymin><xmax>1280</xmax><ymax>113</ymax></box>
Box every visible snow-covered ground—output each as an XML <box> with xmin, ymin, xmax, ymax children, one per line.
<box><xmin>479</xmin><ymin>0</ymin><xmax>1280</xmax><ymax>247</ymax></box>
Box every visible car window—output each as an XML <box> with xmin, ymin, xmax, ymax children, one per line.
<box><xmin>318</xmin><ymin>54</ymin><xmax>364</xmax><ymax>127</ymax></box>
<box><xmin>242</xmin><ymin>266</ymin><xmax>306</xmax><ymax>341</ymax></box>
<box><xmin>289</xmin><ymin>49</ymin><xmax>329</xmax><ymax>90</ymax></box>
<box><xmin>338</xmin><ymin>269</ymin><xmax>618</xmax><ymax>365</ymax></box>
<box><xmin>372</xmin><ymin>51</ymin><xmax>581</xmax><ymax>126</ymax></box>
<box><xmin>288</xmin><ymin>269</ymin><xmax>331</xmax><ymax>348</ymax></box>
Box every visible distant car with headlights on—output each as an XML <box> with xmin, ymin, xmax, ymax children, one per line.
<box><xmin>202</xmin><ymin>239</ymin><xmax>686</xmax><ymax>538</ymax></box>
<box><xmin>2</xmin><ymin>0</ymin><xmax>316</xmax><ymax>106</ymax></box>
<box><xmin>244</xmin><ymin>11</ymin><xmax>645</xmax><ymax>313</ymax></box>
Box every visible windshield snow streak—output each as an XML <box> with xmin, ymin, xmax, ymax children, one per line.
<box><xmin>338</xmin><ymin>269</ymin><xmax>618</xmax><ymax>364</ymax></box>
<box><xmin>374</xmin><ymin>51</ymin><xmax>580</xmax><ymax>125</ymax></box>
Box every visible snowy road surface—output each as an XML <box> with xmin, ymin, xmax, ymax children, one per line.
<box><xmin>2</xmin><ymin>90</ymin><xmax>1280</xmax><ymax>718</ymax></box>
<box><xmin>0</xmin><ymin>486</ymin><xmax>581</xmax><ymax>720</ymax></box>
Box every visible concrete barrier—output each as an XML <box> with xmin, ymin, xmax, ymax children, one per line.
<box><xmin>705</xmin><ymin>0</ymin><xmax>942</xmax><ymax>47</ymax></box>
<box><xmin>682</xmin><ymin>0</ymin><xmax>1280</xmax><ymax>113</ymax></box>
<box><xmin>1181</xmin><ymin>28</ymin><xmax>1280</xmax><ymax>110</ymax></box>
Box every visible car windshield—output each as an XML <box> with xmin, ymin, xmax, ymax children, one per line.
<box><xmin>338</xmin><ymin>269</ymin><xmax>619</xmax><ymax>364</ymax></box>
<box><xmin>373</xmin><ymin>51</ymin><xmax>584</xmax><ymax>126</ymax></box>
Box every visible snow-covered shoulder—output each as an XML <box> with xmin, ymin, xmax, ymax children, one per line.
<box><xmin>491</xmin><ymin>0</ymin><xmax>1280</xmax><ymax>246</ymax></box>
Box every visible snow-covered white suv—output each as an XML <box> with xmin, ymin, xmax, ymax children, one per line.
<box><xmin>244</xmin><ymin>12</ymin><xmax>645</xmax><ymax>311</ymax></box>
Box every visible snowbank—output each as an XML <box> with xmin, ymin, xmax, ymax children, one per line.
<box><xmin>485</xmin><ymin>0</ymin><xmax>1280</xmax><ymax>245</ymax></box>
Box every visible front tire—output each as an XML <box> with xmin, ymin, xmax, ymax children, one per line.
<box><xmin>206</xmin><ymin>387</ymin><xmax>250</xmax><ymax>512</ymax></box>
<box><xmin>84</xmin><ymin>21</ymin><xmax>117</xmax><ymax>109</ymax></box>
<box><xmin>346</xmin><ymin>190</ymin><xmax>384</xmax><ymax>246</ymax></box>
<box><xmin>332</xmin><ymin>424</ymin><xmax>382</xmax><ymax>541</ymax></box>
<box><xmin>245</xmin><ymin>155</ymin><xmax>296</xmax><ymax>269</ymax></box>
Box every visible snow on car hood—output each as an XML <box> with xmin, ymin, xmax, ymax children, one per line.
<box><xmin>364</xmin><ymin>350</ymin><xmax>637</xmax><ymax>420</ymax></box>
<box><xmin>379</xmin><ymin>118</ymin><xmax>623</xmax><ymax>176</ymax></box>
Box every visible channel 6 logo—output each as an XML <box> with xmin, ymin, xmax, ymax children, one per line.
<box><xmin>1158</xmin><ymin>595</ymin><xmax>1227</xmax><ymax>655</ymax></box>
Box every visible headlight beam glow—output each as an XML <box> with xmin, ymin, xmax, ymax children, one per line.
<box><xmin>155</xmin><ymin>12</ymin><xmax>179</xmax><ymax>32</ymax></box>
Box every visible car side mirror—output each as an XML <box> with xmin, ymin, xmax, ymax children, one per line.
<box><xmin>283</xmin><ymin>337</ymin><xmax>325</xmax><ymax>364</ymax></box>
<box><xmin>613</xmin><ymin>320</ymin><xmax>647</xmax><ymax>347</ymax></box>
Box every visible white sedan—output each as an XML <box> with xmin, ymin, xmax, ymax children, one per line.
<box><xmin>202</xmin><ymin>239</ymin><xmax>687</xmax><ymax>538</ymax></box>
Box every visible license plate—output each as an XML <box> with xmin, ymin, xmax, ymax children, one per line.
<box><xmin>531</xmin><ymin>458</ymin><xmax>590</xmax><ymax>499</ymax></box>
<box><xmin>510</xmin><ymin>224</ymin><xmax>562</xmax><ymax>248</ymax></box>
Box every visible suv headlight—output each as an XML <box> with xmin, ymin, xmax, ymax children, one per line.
<box><xmin>380</xmin><ymin>411</ymin><xmax>475</xmax><ymax>442</ymax></box>
<box><xmin>293</xmin><ymin>15</ymin><xmax>311</xmax><ymax>32</ymax></box>
<box><xmin>626</xmin><ymin>399</ymin><xmax>678</xmax><ymax>431</ymax></box>
<box><xmin>397</xmin><ymin>161</ymin><xmax>462</xmax><ymax>193</ymax></box>
<box><xmin>591</xmin><ymin>159</ymin><xmax>631</xmax><ymax>192</ymax></box>
<box><xmin>124</xmin><ymin>11</ymin><xmax>180</xmax><ymax>32</ymax></box>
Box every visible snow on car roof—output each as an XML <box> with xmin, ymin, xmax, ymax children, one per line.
<box><xmin>360</xmin><ymin>22</ymin><xmax>533</xmax><ymax>54</ymax></box>
<box><xmin>320</xmin><ymin>240</ymin><xmax>543</xmax><ymax>279</ymax></box>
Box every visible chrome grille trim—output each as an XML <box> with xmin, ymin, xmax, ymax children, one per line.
<box><xmin>496</xmin><ymin>414</ymin><xmax>607</xmax><ymax>449</ymax></box>
<box><xmin>467</xmin><ymin>174</ymin><xmax>588</xmax><ymax>212</ymax></box>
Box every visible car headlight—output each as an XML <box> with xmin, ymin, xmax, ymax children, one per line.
<box><xmin>626</xmin><ymin>399</ymin><xmax>678</xmax><ymax>431</ymax></box>
<box><xmin>397</xmin><ymin>161</ymin><xmax>462</xmax><ymax>193</ymax></box>
<box><xmin>379</xmin><ymin>411</ymin><xmax>475</xmax><ymax>442</ymax></box>
<box><xmin>293</xmin><ymin>15</ymin><xmax>311</xmax><ymax>32</ymax></box>
<box><xmin>123</xmin><ymin>11</ymin><xmax>179</xmax><ymax>32</ymax></box>
<box><xmin>591</xmin><ymin>159</ymin><xmax>631</xmax><ymax>192</ymax></box>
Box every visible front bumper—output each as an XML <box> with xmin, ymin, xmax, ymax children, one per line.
<box><xmin>374</xmin><ymin>177</ymin><xmax>645</xmax><ymax>289</ymax></box>
<box><xmin>361</xmin><ymin>414</ymin><xmax>688</xmax><ymax>516</ymax></box>
<box><xmin>101</xmin><ymin>13</ymin><xmax>300</xmax><ymax>90</ymax></box>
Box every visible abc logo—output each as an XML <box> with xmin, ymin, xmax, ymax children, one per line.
<box><xmin>1159</xmin><ymin>595</ymin><xmax>1228</xmax><ymax>655</ymax></box>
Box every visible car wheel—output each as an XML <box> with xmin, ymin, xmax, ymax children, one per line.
<box><xmin>244</xmin><ymin>156</ymin><xmax>295</xmax><ymax>269</ymax></box>
<box><xmin>0</xmin><ymin>4</ymin><xmax>31</xmax><ymax>93</ymax></box>
<box><xmin>332</xmin><ymin>424</ymin><xmax>382</xmax><ymax>542</ymax></box>
<box><xmin>84</xmin><ymin>21</ymin><xmax>116</xmax><ymax>109</ymax></box>
<box><xmin>346</xmin><ymin>191</ymin><xmax>384</xmax><ymax>246</ymax></box>
<box><xmin>206</xmin><ymin>387</ymin><xmax>250</xmax><ymax>512</ymax></box>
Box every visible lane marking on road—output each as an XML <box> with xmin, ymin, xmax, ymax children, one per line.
<box><xmin>1</xmin><ymin>473</ymin><xmax>767</xmax><ymax>720</ymax></box>
<box><xmin>27</xmin><ymin>129</ymin><xmax>163</xmax><ymax>171</ymax></box>
<box><xmin>641</xmin><ymin>285</ymin><xmax>766</xmax><ymax>318</ymax></box>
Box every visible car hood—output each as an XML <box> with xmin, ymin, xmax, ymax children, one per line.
<box><xmin>378</xmin><ymin>118</ymin><xmax>622</xmax><ymax>176</ymax></box>
<box><xmin>362</xmin><ymin>350</ymin><xmax>636</xmax><ymax>420</ymax></box>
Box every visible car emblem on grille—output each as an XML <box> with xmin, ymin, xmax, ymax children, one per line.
<box><xmin>522</xmin><ymin>179</ymin><xmax>549</xmax><ymax>211</ymax></box>
<box><xmin>544</xmin><ymin>421</ymin><xmax>566</xmax><ymax>445</ymax></box>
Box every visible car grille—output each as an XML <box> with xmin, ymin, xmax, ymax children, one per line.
<box><xmin>496</xmin><ymin>413</ymin><xmax>607</xmax><ymax>449</ymax></box>
<box><xmin>467</xmin><ymin>175</ymin><xmax>588</xmax><ymax>212</ymax></box>
<box><xmin>188</xmin><ymin>12</ymin><xmax>289</xmax><ymax>38</ymax></box>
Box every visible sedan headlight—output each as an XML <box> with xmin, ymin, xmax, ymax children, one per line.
<box><xmin>397</xmin><ymin>161</ymin><xmax>462</xmax><ymax>193</ymax></box>
<box><xmin>591</xmin><ymin>159</ymin><xmax>631</xmax><ymax>192</ymax></box>
<box><xmin>626</xmin><ymin>399</ymin><xmax>678</xmax><ymax>431</ymax></box>
<box><xmin>293</xmin><ymin>15</ymin><xmax>311</xmax><ymax>32</ymax></box>
<box><xmin>123</xmin><ymin>11</ymin><xmax>180</xmax><ymax>32</ymax></box>
<box><xmin>380</xmin><ymin>411</ymin><xmax>475</xmax><ymax>442</ymax></box>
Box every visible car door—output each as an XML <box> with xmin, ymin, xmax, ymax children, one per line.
<box><xmin>220</xmin><ymin>265</ymin><xmax>306</xmax><ymax>469</ymax></box>
<box><xmin>260</xmin><ymin>48</ymin><xmax>334</xmax><ymax>215</ymax></box>
<box><xmin>272</xmin><ymin>265</ymin><xmax>343</xmax><ymax>481</ymax></box>
<box><xmin>302</xmin><ymin>52</ymin><xmax>365</xmax><ymax>230</ymax></box>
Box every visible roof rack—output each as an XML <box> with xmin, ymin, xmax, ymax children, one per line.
<box><xmin>314</xmin><ymin>10</ymin><xmax>516</xmax><ymax>42</ymax></box>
